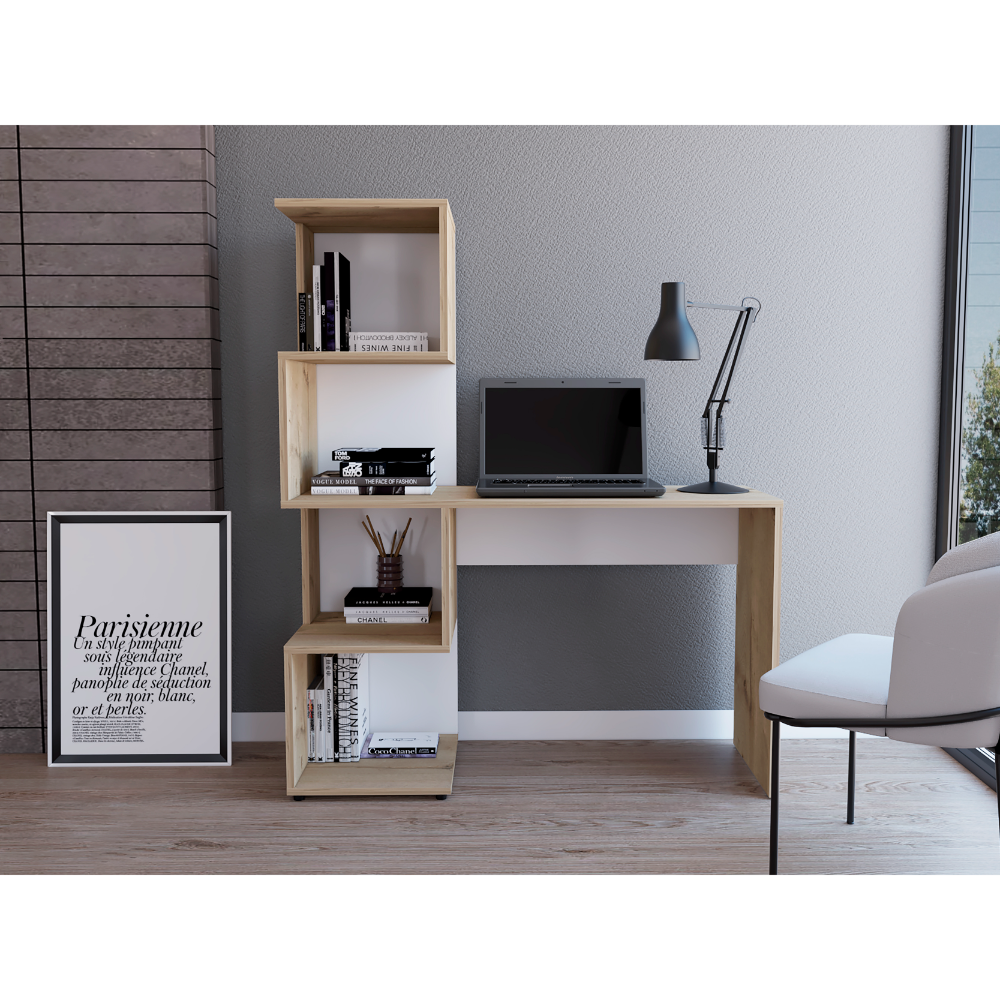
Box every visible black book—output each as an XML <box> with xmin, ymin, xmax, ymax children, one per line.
<box><xmin>330</xmin><ymin>460</ymin><xmax>435</xmax><ymax>477</ymax></box>
<box><xmin>332</xmin><ymin>447</ymin><xmax>435</xmax><ymax>463</ymax></box>
<box><xmin>344</xmin><ymin>587</ymin><xmax>433</xmax><ymax>609</ymax></box>
<box><xmin>323</xmin><ymin>252</ymin><xmax>351</xmax><ymax>351</ymax></box>
<box><xmin>297</xmin><ymin>292</ymin><xmax>311</xmax><ymax>352</ymax></box>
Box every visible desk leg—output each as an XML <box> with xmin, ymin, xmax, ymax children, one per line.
<box><xmin>734</xmin><ymin>505</ymin><xmax>782</xmax><ymax>796</ymax></box>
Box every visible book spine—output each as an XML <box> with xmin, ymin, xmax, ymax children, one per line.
<box><xmin>321</xmin><ymin>461</ymin><xmax>435</xmax><ymax>478</ymax></box>
<box><xmin>323</xmin><ymin>655</ymin><xmax>335</xmax><ymax>763</ymax></box>
<box><xmin>345</xmin><ymin>615</ymin><xmax>430</xmax><ymax>624</ymax></box>
<box><xmin>297</xmin><ymin>292</ymin><xmax>308</xmax><ymax>351</ymax></box>
<box><xmin>310</xmin><ymin>476</ymin><xmax>436</xmax><ymax>487</ymax></box>
<box><xmin>344</xmin><ymin>606</ymin><xmax>430</xmax><ymax>614</ymax></box>
<box><xmin>332</xmin><ymin>448</ymin><xmax>434</xmax><ymax>463</ymax></box>
<box><xmin>348</xmin><ymin>342</ymin><xmax>427</xmax><ymax>353</ymax></box>
<box><xmin>340</xmin><ymin>254</ymin><xmax>351</xmax><ymax>352</ymax></box>
<box><xmin>336</xmin><ymin>657</ymin><xmax>354</xmax><ymax>762</ymax></box>
<box><xmin>356</xmin><ymin>655</ymin><xmax>369</xmax><ymax>762</ymax></box>
<box><xmin>312</xmin><ymin>266</ymin><xmax>322</xmax><ymax>351</ymax></box>
<box><xmin>327</xmin><ymin>252</ymin><xmax>340</xmax><ymax>352</ymax></box>
<box><xmin>310</xmin><ymin>485</ymin><xmax>437</xmax><ymax>495</ymax></box>
<box><xmin>307</xmin><ymin>689</ymin><xmax>315</xmax><ymax>762</ymax></box>
<box><xmin>314</xmin><ymin>688</ymin><xmax>324</xmax><ymax>763</ymax></box>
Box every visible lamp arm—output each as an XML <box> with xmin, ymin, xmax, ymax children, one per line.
<box><xmin>689</xmin><ymin>298</ymin><xmax>760</xmax><ymax>414</ymax></box>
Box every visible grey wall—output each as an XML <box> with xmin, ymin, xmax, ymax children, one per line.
<box><xmin>0</xmin><ymin>126</ymin><xmax>220</xmax><ymax>751</ymax></box>
<box><xmin>216</xmin><ymin>126</ymin><xmax>948</xmax><ymax>714</ymax></box>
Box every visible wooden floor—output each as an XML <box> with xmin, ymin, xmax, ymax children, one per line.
<box><xmin>2</xmin><ymin>739</ymin><xmax>998</xmax><ymax>874</ymax></box>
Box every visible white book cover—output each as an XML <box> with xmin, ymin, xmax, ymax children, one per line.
<box><xmin>367</xmin><ymin>732</ymin><xmax>438</xmax><ymax>756</ymax></box>
<box><xmin>307</xmin><ymin>689</ymin><xmax>315</xmax><ymax>761</ymax></box>
<box><xmin>323</xmin><ymin>655</ymin><xmax>335</xmax><ymax>763</ymax></box>
<box><xmin>344</xmin><ymin>615</ymin><xmax>429</xmax><ymax>624</ymax></box>
<box><xmin>356</xmin><ymin>655</ymin><xmax>370</xmax><ymax>763</ymax></box>
<box><xmin>311</xmin><ymin>264</ymin><xmax>322</xmax><ymax>351</ymax></box>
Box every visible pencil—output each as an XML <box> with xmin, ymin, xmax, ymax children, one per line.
<box><xmin>395</xmin><ymin>517</ymin><xmax>413</xmax><ymax>555</ymax></box>
<box><xmin>366</xmin><ymin>516</ymin><xmax>384</xmax><ymax>555</ymax></box>
<box><xmin>391</xmin><ymin>530</ymin><xmax>397</xmax><ymax>555</ymax></box>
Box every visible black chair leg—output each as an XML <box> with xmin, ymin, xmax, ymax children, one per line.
<box><xmin>847</xmin><ymin>730</ymin><xmax>856</xmax><ymax>825</ymax></box>
<box><xmin>769</xmin><ymin>718</ymin><xmax>780</xmax><ymax>875</ymax></box>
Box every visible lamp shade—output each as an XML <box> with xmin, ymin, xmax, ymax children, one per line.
<box><xmin>644</xmin><ymin>281</ymin><xmax>700</xmax><ymax>361</ymax></box>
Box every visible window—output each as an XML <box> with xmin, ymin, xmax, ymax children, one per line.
<box><xmin>938</xmin><ymin>125</ymin><xmax>1000</xmax><ymax>785</ymax></box>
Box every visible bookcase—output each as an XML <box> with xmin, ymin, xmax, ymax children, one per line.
<box><xmin>274</xmin><ymin>198</ymin><xmax>459</xmax><ymax>798</ymax></box>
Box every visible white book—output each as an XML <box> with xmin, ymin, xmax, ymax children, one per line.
<box><xmin>314</xmin><ymin>687</ymin><xmax>324</xmax><ymax>763</ymax></box>
<box><xmin>311</xmin><ymin>264</ymin><xmax>322</xmax><ymax>351</ymax></box>
<box><xmin>349</xmin><ymin>332</ymin><xmax>428</xmax><ymax>353</ymax></box>
<box><xmin>307</xmin><ymin>689</ymin><xmax>314</xmax><ymax>761</ymax></box>
<box><xmin>367</xmin><ymin>732</ymin><xmax>438</xmax><ymax>756</ymax></box>
<box><xmin>310</xmin><ymin>485</ymin><xmax>438</xmax><ymax>495</ymax></box>
<box><xmin>345</xmin><ymin>615</ymin><xmax>429</xmax><ymax>624</ymax></box>
<box><xmin>343</xmin><ymin>606</ymin><xmax>431</xmax><ymax>616</ymax></box>
<box><xmin>356</xmin><ymin>655</ymin><xmax>370</xmax><ymax>763</ymax></box>
<box><xmin>323</xmin><ymin>655</ymin><xmax>335</xmax><ymax>763</ymax></box>
<box><xmin>330</xmin><ymin>251</ymin><xmax>341</xmax><ymax>352</ymax></box>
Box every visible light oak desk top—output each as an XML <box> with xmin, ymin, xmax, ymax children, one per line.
<box><xmin>285</xmin><ymin>487</ymin><xmax>783</xmax><ymax>795</ymax></box>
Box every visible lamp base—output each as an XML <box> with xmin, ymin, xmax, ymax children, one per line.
<box><xmin>677</xmin><ymin>480</ymin><xmax>749</xmax><ymax>494</ymax></box>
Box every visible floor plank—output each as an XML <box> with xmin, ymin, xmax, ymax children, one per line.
<box><xmin>1</xmin><ymin>739</ymin><xmax>997</xmax><ymax>874</ymax></box>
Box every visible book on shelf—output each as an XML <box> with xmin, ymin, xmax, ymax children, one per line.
<box><xmin>345</xmin><ymin>586</ymin><xmax>432</xmax><ymax>608</ymax></box>
<box><xmin>348</xmin><ymin>332</ymin><xmax>428</xmax><ymax>353</ymax></box>
<box><xmin>362</xmin><ymin>733</ymin><xmax>439</xmax><ymax>757</ymax></box>
<box><xmin>333</xmin><ymin>447</ymin><xmax>435</xmax><ymax>463</ymax></box>
<box><xmin>345</xmin><ymin>614</ymin><xmax>429</xmax><ymax>624</ymax></box>
<box><xmin>297</xmin><ymin>292</ymin><xmax>312</xmax><ymax>352</ymax></box>
<box><xmin>311</xmin><ymin>265</ymin><xmax>324</xmax><ymax>350</ymax></box>
<box><xmin>307</xmin><ymin>655</ymin><xmax>370</xmax><ymax>762</ymax></box>
<box><xmin>323</xmin><ymin>251</ymin><xmax>351</xmax><ymax>351</ymax></box>
<box><xmin>312</xmin><ymin>474</ymin><xmax>437</xmax><ymax>488</ymax></box>
<box><xmin>320</xmin><ymin>460</ymin><xmax>436</xmax><ymax>478</ymax></box>
<box><xmin>311</xmin><ymin>484</ymin><xmax>437</xmax><ymax>495</ymax></box>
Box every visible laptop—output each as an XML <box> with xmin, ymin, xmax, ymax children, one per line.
<box><xmin>477</xmin><ymin>378</ymin><xmax>666</xmax><ymax>498</ymax></box>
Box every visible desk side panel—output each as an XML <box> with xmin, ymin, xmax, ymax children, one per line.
<box><xmin>734</xmin><ymin>506</ymin><xmax>782</xmax><ymax>795</ymax></box>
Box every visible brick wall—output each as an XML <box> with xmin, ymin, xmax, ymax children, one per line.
<box><xmin>0</xmin><ymin>125</ymin><xmax>220</xmax><ymax>752</ymax></box>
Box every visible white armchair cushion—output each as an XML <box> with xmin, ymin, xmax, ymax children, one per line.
<box><xmin>759</xmin><ymin>633</ymin><xmax>892</xmax><ymax>735</ymax></box>
<box><xmin>926</xmin><ymin>531</ymin><xmax>1000</xmax><ymax>585</ymax></box>
<box><xmin>886</xmin><ymin>564</ymin><xmax>1000</xmax><ymax>748</ymax></box>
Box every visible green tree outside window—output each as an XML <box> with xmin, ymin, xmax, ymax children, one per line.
<box><xmin>960</xmin><ymin>332</ymin><xmax>1000</xmax><ymax>542</ymax></box>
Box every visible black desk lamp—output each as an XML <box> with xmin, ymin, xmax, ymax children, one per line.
<box><xmin>644</xmin><ymin>281</ymin><xmax>761</xmax><ymax>494</ymax></box>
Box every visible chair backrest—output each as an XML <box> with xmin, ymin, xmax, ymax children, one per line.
<box><xmin>886</xmin><ymin>533</ymin><xmax>1000</xmax><ymax>748</ymax></box>
<box><xmin>926</xmin><ymin>530</ymin><xmax>1000</xmax><ymax>585</ymax></box>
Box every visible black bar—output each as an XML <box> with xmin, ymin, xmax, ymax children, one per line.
<box><xmin>769</xmin><ymin>718</ymin><xmax>780</xmax><ymax>875</ymax></box>
<box><xmin>764</xmin><ymin>704</ymin><xmax>1000</xmax><ymax>729</ymax></box>
<box><xmin>847</xmin><ymin>730</ymin><xmax>856</xmax><ymax>825</ymax></box>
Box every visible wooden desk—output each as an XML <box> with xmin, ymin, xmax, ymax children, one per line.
<box><xmin>284</xmin><ymin>486</ymin><xmax>783</xmax><ymax>795</ymax></box>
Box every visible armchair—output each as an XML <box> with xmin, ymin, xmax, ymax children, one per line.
<box><xmin>759</xmin><ymin>531</ymin><xmax>1000</xmax><ymax>873</ymax></box>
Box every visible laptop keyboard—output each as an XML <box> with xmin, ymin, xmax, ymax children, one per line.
<box><xmin>491</xmin><ymin>479</ymin><xmax>647</xmax><ymax>485</ymax></box>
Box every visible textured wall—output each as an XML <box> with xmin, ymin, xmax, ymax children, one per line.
<box><xmin>215</xmin><ymin>126</ymin><xmax>948</xmax><ymax>713</ymax></box>
<box><xmin>0</xmin><ymin>126</ymin><xmax>220</xmax><ymax>751</ymax></box>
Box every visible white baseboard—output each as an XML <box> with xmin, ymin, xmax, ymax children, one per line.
<box><xmin>231</xmin><ymin>710</ymin><xmax>870</xmax><ymax>742</ymax></box>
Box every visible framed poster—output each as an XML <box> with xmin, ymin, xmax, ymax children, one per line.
<box><xmin>48</xmin><ymin>512</ymin><xmax>231</xmax><ymax>766</ymax></box>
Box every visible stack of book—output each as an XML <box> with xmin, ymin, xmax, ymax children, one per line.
<box><xmin>311</xmin><ymin>447</ymin><xmax>436</xmax><ymax>495</ymax></box>
<box><xmin>348</xmin><ymin>332</ymin><xmax>428</xmax><ymax>353</ymax></box>
<box><xmin>307</xmin><ymin>654</ymin><xmax>370</xmax><ymax>762</ymax></box>
<box><xmin>295</xmin><ymin>257</ymin><xmax>429</xmax><ymax>354</ymax></box>
<box><xmin>344</xmin><ymin>586</ymin><xmax>433</xmax><ymax>624</ymax></box>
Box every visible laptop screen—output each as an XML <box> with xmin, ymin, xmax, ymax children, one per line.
<box><xmin>483</xmin><ymin>385</ymin><xmax>644</xmax><ymax>475</ymax></box>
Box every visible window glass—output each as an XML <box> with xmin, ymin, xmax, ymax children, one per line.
<box><xmin>960</xmin><ymin>126</ymin><xmax>1000</xmax><ymax>543</ymax></box>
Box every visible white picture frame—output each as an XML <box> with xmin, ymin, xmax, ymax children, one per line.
<box><xmin>47</xmin><ymin>512</ymin><xmax>231</xmax><ymax>766</ymax></box>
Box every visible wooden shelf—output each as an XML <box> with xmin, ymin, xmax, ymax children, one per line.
<box><xmin>282</xmin><ymin>484</ymin><xmax>785</xmax><ymax>510</ymax></box>
<box><xmin>274</xmin><ymin>197</ymin><xmax>456</xmax><ymax>363</ymax></box>
<box><xmin>278</xmin><ymin>350</ymin><xmax>454</xmax><ymax>366</ymax></box>
<box><xmin>289</xmin><ymin>735</ymin><xmax>457</xmax><ymax>797</ymax></box>
<box><xmin>285</xmin><ymin>612</ymin><xmax>452</xmax><ymax>655</ymax></box>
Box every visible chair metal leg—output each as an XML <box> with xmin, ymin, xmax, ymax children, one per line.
<box><xmin>769</xmin><ymin>718</ymin><xmax>780</xmax><ymax>875</ymax></box>
<box><xmin>847</xmin><ymin>730</ymin><xmax>856</xmax><ymax>825</ymax></box>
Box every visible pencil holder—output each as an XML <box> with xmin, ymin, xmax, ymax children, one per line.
<box><xmin>377</xmin><ymin>554</ymin><xmax>402</xmax><ymax>593</ymax></box>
